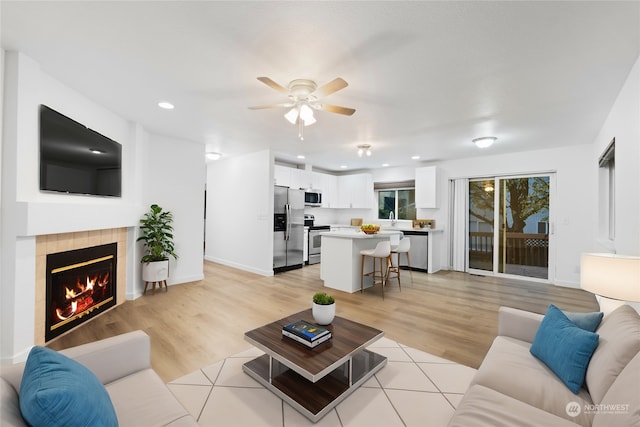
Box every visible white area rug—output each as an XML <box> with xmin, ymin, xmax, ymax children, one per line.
<box><xmin>167</xmin><ymin>337</ymin><xmax>476</xmax><ymax>426</ymax></box>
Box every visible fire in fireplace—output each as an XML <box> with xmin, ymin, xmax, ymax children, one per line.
<box><xmin>45</xmin><ymin>243</ymin><xmax>117</xmax><ymax>342</ymax></box>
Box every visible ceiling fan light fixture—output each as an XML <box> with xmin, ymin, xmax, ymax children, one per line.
<box><xmin>284</xmin><ymin>107</ymin><xmax>299</xmax><ymax>124</ymax></box>
<box><xmin>299</xmin><ymin>104</ymin><xmax>315</xmax><ymax>125</ymax></box>
<box><xmin>357</xmin><ymin>144</ymin><xmax>372</xmax><ymax>157</ymax></box>
<box><xmin>302</xmin><ymin>114</ymin><xmax>316</xmax><ymax>126</ymax></box>
<box><xmin>251</xmin><ymin>76</ymin><xmax>354</xmax><ymax>140</ymax></box>
<box><xmin>473</xmin><ymin>136</ymin><xmax>497</xmax><ymax>148</ymax></box>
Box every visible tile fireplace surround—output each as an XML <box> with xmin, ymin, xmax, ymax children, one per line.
<box><xmin>34</xmin><ymin>228</ymin><xmax>127</xmax><ymax>346</ymax></box>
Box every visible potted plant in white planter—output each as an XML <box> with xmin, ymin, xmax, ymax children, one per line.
<box><xmin>312</xmin><ymin>292</ymin><xmax>335</xmax><ymax>325</ymax></box>
<box><xmin>137</xmin><ymin>204</ymin><xmax>177</xmax><ymax>284</ymax></box>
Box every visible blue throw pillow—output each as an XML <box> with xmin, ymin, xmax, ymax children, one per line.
<box><xmin>563</xmin><ymin>310</ymin><xmax>604</xmax><ymax>332</ymax></box>
<box><xmin>530</xmin><ymin>304</ymin><xmax>599</xmax><ymax>394</ymax></box>
<box><xmin>19</xmin><ymin>346</ymin><xmax>118</xmax><ymax>427</ymax></box>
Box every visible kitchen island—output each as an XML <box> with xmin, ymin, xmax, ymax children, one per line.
<box><xmin>320</xmin><ymin>230</ymin><xmax>403</xmax><ymax>293</ymax></box>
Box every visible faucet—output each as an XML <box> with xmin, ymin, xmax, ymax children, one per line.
<box><xmin>389</xmin><ymin>211</ymin><xmax>397</xmax><ymax>226</ymax></box>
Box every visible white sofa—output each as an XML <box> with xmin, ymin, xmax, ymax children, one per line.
<box><xmin>1</xmin><ymin>330</ymin><xmax>197</xmax><ymax>426</ymax></box>
<box><xmin>449</xmin><ymin>305</ymin><xmax>640</xmax><ymax>426</ymax></box>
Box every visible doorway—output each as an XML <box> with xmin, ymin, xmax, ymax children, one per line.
<box><xmin>468</xmin><ymin>174</ymin><xmax>552</xmax><ymax>280</ymax></box>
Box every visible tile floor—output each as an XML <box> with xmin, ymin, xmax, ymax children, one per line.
<box><xmin>167</xmin><ymin>337</ymin><xmax>476</xmax><ymax>426</ymax></box>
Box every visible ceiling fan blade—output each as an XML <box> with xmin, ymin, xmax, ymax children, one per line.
<box><xmin>248</xmin><ymin>102</ymin><xmax>293</xmax><ymax>110</ymax></box>
<box><xmin>256</xmin><ymin>77</ymin><xmax>288</xmax><ymax>94</ymax></box>
<box><xmin>319</xmin><ymin>104</ymin><xmax>356</xmax><ymax>116</ymax></box>
<box><xmin>313</xmin><ymin>77</ymin><xmax>348</xmax><ymax>98</ymax></box>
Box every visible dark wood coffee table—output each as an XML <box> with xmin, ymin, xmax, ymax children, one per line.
<box><xmin>243</xmin><ymin>309</ymin><xmax>386</xmax><ymax>422</ymax></box>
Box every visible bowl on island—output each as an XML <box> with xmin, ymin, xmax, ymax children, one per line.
<box><xmin>360</xmin><ymin>224</ymin><xmax>380</xmax><ymax>234</ymax></box>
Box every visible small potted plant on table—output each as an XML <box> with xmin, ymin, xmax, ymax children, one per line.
<box><xmin>312</xmin><ymin>291</ymin><xmax>335</xmax><ymax>325</ymax></box>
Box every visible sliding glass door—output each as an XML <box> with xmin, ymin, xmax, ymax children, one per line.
<box><xmin>468</xmin><ymin>180</ymin><xmax>495</xmax><ymax>272</ymax></box>
<box><xmin>468</xmin><ymin>174</ymin><xmax>551</xmax><ymax>280</ymax></box>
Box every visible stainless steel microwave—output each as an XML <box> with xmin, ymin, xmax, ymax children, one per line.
<box><xmin>304</xmin><ymin>190</ymin><xmax>322</xmax><ymax>207</ymax></box>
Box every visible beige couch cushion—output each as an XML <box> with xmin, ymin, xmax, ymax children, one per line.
<box><xmin>448</xmin><ymin>384</ymin><xmax>579</xmax><ymax>427</ymax></box>
<box><xmin>1</xmin><ymin>378</ymin><xmax>25</xmax><ymax>426</ymax></box>
<box><xmin>471</xmin><ymin>336</ymin><xmax>594</xmax><ymax>426</ymax></box>
<box><xmin>105</xmin><ymin>369</ymin><xmax>197</xmax><ymax>426</ymax></box>
<box><xmin>592</xmin><ymin>352</ymin><xmax>640</xmax><ymax>427</ymax></box>
<box><xmin>586</xmin><ymin>304</ymin><xmax>640</xmax><ymax>404</ymax></box>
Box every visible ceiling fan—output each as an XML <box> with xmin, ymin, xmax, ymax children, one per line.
<box><xmin>249</xmin><ymin>77</ymin><xmax>356</xmax><ymax>140</ymax></box>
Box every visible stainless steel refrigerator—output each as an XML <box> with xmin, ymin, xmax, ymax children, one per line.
<box><xmin>273</xmin><ymin>185</ymin><xmax>304</xmax><ymax>272</ymax></box>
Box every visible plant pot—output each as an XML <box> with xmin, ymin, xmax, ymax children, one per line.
<box><xmin>142</xmin><ymin>260</ymin><xmax>169</xmax><ymax>282</ymax></box>
<box><xmin>312</xmin><ymin>302</ymin><xmax>336</xmax><ymax>325</ymax></box>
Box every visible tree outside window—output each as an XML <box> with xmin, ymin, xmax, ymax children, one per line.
<box><xmin>377</xmin><ymin>189</ymin><xmax>416</xmax><ymax>220</ymax></box>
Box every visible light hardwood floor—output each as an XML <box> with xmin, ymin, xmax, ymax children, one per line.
<box><xmin>48</xmin><ymin>261</ymin><xmax>598</xmax><ymax>382</ymax></box>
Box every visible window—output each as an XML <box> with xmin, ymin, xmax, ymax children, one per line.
<box><xmin>599</xmin><ymin>138</ymin><xmax>615</xmax><ymax>240</ymax></box>
<box><xmin>375</xmin><ymin>181</ymin><xmax>416</xmax><ymax>220</ymax></box>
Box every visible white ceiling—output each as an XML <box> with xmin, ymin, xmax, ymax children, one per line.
<box><xmin>2</xmin><ymin>1</ymin><xmax>638</xmax><ymax>172</ymax></box>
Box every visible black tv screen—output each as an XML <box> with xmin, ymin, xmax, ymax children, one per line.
<box><xmin>39</xmin><ymin>105</ymin><xmax>122</xmax><ymax>197</ymax></box>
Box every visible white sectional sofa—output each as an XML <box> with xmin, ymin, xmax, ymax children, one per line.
<box><xmin>449</xmin><ymin>305</ymin><xmax>640</xmax><ymax>426</ymax></box>
<box><xmin>1</xmin><ymin>330</ymin><xmax>197</xmax><ymax>426</ymax></box>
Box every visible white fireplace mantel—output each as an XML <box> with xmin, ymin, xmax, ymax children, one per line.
<box><xmin>14</xmin><ymin>201</ymin><xmax>141</xmax><ymax>236</ymax></box>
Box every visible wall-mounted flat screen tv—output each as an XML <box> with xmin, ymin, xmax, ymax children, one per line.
<box><xmin>40</xmin><ymin>105</ymin><xmax>122</xmax><ymax>197</ymax></box>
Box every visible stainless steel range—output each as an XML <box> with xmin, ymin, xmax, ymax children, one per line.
<box><xmin>307</xmin><ymin>225</ymin><xmax>330</xmax><ymax>265</ymax></box>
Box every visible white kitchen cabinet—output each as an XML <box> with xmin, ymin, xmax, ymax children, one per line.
<box><xmin>274</xmin><ymin>165</ymin><xmax>291</xmax><ymax>187</ymax></box>
<box><xmin>321</xmin><ymin>173</ymin><xmax>338</xmax><ymax>208</ymax></box>
<box><xmin>290</xmin><ymin>168</ymin><xmax>312</xmax><ymax>190</ymax></box>
<box><xmin>274</xmin><ymin>165</ymin><xmax>312</xmax><ymax>189</ymax></box>
<box><xmin>307</xmin><ymin>171</ymin><xmax>339</xmax><ymax>208</ymax></box>
<box><xmin>275</xmin><ymin>166</ymin><xmax>371</xmax><ymax>209</ymax></box>
<box><xmin>415</xmin><ymin>166</ymin><xmax>437</xmax><ymax>208</ymax></box>
<box><xmin>311</xmin><ymin>172</ymin><xmax>324</xmax><ymax>190</ymax></box>
<box><xmin>337</xmin><ymin>173</ymin><xmax>374</xmax><ymax>209</ymax></box>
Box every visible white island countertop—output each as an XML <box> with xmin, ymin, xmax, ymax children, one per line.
<box><xmin>320</xmin><ymin>230</ymin><xmax>404</xmax><ymax>294</ymax></box>
<box><xmin>319</xmin><ymin>230</ymin><xmax>404</xmax><ymax>239</ymax></box>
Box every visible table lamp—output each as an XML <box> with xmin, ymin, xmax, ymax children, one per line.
<box><xmin>580</xmin><ymin>253</ymin><xmax>640</xmax><ymax>314</ymax></box>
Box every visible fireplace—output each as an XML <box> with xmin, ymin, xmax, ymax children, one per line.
<box><xmin>45</xmin><ymin>243</ymin><xmax>117</xmax><ymax>342</ymax></box>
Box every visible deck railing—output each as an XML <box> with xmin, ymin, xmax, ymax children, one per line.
<box><xmin>469</xmin><ymin>232</ymin><xmax>548</xmax><ymax>267</ymax></box>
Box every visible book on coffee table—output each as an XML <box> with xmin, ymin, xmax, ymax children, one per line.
<box><xmin>282</xmin><ymin>320</ymin><xmax>331</xmax><ymax>344</ymax></box>
<box><xmin>282</xmin><ymin>330</ymin><xmax>332</xmax><ymax>348</ymax></box>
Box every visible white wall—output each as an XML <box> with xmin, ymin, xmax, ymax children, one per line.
<box><xmin>438</xmin><ymin>146</ymin><xmax>593</xmax><ymax>287</ymax></box>
<box><xmin>1</xmin><ymin>51</ymin><xmax>206</xmax><ymax>362</ymax></box>
<box><xmin>592</xmin><ymin>56</ymin><xmax>640</xmax><ymax>257</ymax></box>
<box><xmin>138</xmin><ymin>133</ymin><xmax>205</xmax><ymax>295</ymax></box>
<box><xmin>367</xmin><ymin>146</ymin><xmax>594</xmax><ymax>287</ymax></box>
<box><xmin>1</xmin><ymin>51</ymin><xmax>140</xmax><ymax>363</ymax></box>
<box><xmin>205</xmin><ymin>149</ymin><xmax>273</xmax><ymax>275</ymax></box>
<box><xmin>591</xmin><ymin>56</ymin><xmax>640</xmax><ymax>313</ymax></box>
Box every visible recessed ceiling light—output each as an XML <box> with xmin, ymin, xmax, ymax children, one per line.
<box><xmin>472</xmin><ymin>136</ymin><xmax>497</xmax><ymax>148</ymax></box>
<box><xmin>411</xmin><ymin>155</ymin><xmax>420</xmax><ymax>160</ymax></box>
<box><xmin>206</xmin><ymin>152</ymin><xmax>221</xmax><ymax>160</ymax></box>
<box><xmin>158</xmin><ymin>101</ymin><xmax>175</xmax><ymax>110</ymax></box>
<box><xmin>297</xmin><ymin>155</ymin><xmax>305</xmax><ymax>159</ymax></box>
<box><xmin>382</xmin><ymin>163</ymin><xmax>389</xmax><ymax>167</ymax></box>
<box><xmin>340</xmin><ymin>165</ymin><xmax>348</xmax><ymax>169</ymax></box>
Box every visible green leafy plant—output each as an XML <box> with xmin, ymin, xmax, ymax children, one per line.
<box><xmin>137</xmin><ymin>204</ymin><xmax>178</xmax><ymax>263</ymax></box>
<box><xmin>313</xmin><ymin>292</ymin><xmax>335</xmax><ymax>305</ymax></box>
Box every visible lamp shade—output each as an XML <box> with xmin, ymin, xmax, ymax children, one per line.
<box><xmin>299</xmin><ymin>104</ymin><xmax>315</xmax><ymax>125</ymax></box>
<box><xmin>284</xmin><ymin>107</ymin><xmax>299</xmax><ymax>124</ymax></box>
<box><xmin>580</xmin><ymin>253</ymin><xmax>640</xmax><ymax>302</ymax></box>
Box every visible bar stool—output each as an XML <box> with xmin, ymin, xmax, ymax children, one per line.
<box><xmin>391</xmin><ymin>237</ymin><xmax>412</xmax><ymax>285</ymax></box>
<box><xmin>360</xmin><ymin>240</ymin><xmax>392</xmax><ymax>299</ymax></box>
